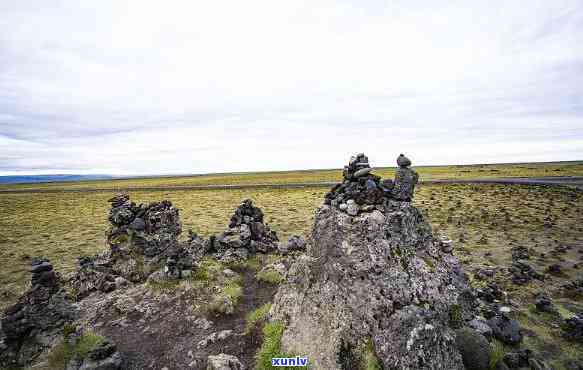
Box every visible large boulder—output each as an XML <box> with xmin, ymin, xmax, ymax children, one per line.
<box><xmin>455</xmin><ymin>328</ymin><xmax>491</xmax><ymax>370</ymax></box>
<box><xmin>271</xmin><ymin>194</ymin><xmax>470</xmax><ymax>369</ymax></box>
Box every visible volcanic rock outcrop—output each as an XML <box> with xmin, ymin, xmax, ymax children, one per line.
<box><xmin>0</xmin><ymin>259</ymin><xmax>76</xmax><ymax>367</ymax></box>
<box><xmin>271</xmin><ymin>154</ymin><xmax>471</xmax><ymax>369</ymax></box>
<box><xmin>209</xmin><ymin>199</ymin><xmax>279</xmax><ymax>262</ymax></box>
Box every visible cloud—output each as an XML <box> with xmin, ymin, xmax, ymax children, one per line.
<box><xmin>0</xmin><ymin>0</ymin><xmax>582</xmax><ymax>175</ymax></box>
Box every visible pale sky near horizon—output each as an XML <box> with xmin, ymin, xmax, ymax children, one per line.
<box><xmin>1</xmin><ymin>1</ymin><xmax>582</xmax><ymax>175</ymax></box>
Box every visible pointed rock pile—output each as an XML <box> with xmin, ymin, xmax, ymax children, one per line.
<box><xmin>70</xmin><ymin>193</ymin><xmax>191</xmax><ymax>299</ymax></box>
<box><xmin>0</xmin><ymin>259</ymin><xmax>76</xmax><ymax>367</ymax></box>
<box><xmin>210</xmin><ymin>199</ymin><xmax>279</xmax><ymax>262</ymax></box>
<box><xmin>107</xmin><ymin>193</ymin><xmax>181</xmax><ymax>257</ymax></box>
<box><xmin>325</xmin><ymin>153</ymin><xmax>419</xmax><ymax>216</ymax></box>
<box><xmin>271</xmin><ymin>154</ymin><xmax>472</xmax><ymax>369</ymax></box>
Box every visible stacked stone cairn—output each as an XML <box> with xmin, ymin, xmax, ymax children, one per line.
<box><xmin>0</xmin><ymin>259</ymin><xmax>76</xmax><ymax>367</ymax></box>
<box><xmin>324</xmin><ymin>153</ymin><xmax>419</xmax><ymax>216</ymax></box>
<box><xmin>70</xmin><ymin>193</ymin><xmax>193</xmax><ymax>298</ymax></box>
<box><xmin>107</xmin><ymin>193</ymin><xmax>182</xmax><ymax>257</ymax></box>
<box><xmin>209</xmin><ymin>199</ymin><xmax>279</xmax><ymax>262</ymax></box>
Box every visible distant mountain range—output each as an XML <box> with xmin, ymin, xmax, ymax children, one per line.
<box><xmin>0</xmin><ymin>174</ymin><xmax>114</xmax><ymax>184</ymax></box>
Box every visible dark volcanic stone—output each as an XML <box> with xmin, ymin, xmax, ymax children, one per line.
<box><xmin>455</xmin><ymin>328</ymin><xmax>491</xmax><ymax>370</ymax></box>
<box><xmin>129</xmin><ymin>217</ymin><xmax>146</xmax><ymax>231</ymax></box>
<box><xmin>487</xmin><ymin>315</ymin><xmax>523</xmax><ymax>344</ymax></box>
<box><xmin>392</xmin><ymin>167</ymin><xmax>419</xmax><ymax>201</ymax></box>
<box><xmin>30</xmin><ymin>261</ymin><xmax>53</xmax><ymax>273</ymax></box>
<box><xmin>88</xmin><ymin>340</ymin><xmax>117</xmax><ymax>361</ymax></box>
<box><xmin>547</xmin><ymin>264</ymin><xmax>562</xmax><ymax>274</ymax></box>
<box><xmin>535</xmin><ymin>295</ymin><xmax>556</xmax><ymax>313</ymax></box>
<box><xmin>397</xmin><ymin>153</ymin><xmax>412</xmax><ymax>168</ymax></box>
<box><xmin>503</xmin><ymin>348</ymin><xmax>531</xmax><ymax>369</ymax></box>
<box><xmin>562</xmin><ymin>313</ymin><xmax>583</xmax><ymax>342</ymax></box>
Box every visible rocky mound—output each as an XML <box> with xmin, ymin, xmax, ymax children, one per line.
<box><xmin>209</xmin><ymin>199</ymin><xmax>279</xmax><ymax>262</ymax></box>
<box><xmin>0</xmin><ymin>259</ymin><xmax>76</xmax><ymax>367</ymax></box>
<box><xmin>70</xmin><ymin>193</ymin><xmax>193</xmax><ymax>299</ymax></box>
<box><xmin>270</xmin><ymin>154</ymin><xmax>472</xmax><ymax>369</ymax></box>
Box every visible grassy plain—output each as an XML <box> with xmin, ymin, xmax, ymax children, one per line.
<box><xmin>1</xmin><ymin>162</ymin><xmax>583</xmax><ymax>367</ymax></box>
<box><xmin>1</xmin><ymin>161</ymin><xmax>582</xmax><ymax>191</ymax></box>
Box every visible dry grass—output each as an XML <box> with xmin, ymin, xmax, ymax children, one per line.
<box><xmin>1</xmin><ymin>175</ymin><xmax>583</xmax><ymax>366</ymax></box>
<box><xmin>2</xmin><ymin>161</ymin><xmax>582</xmax><ymax>191</ymax></box>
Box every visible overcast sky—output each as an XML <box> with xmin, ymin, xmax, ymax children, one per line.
<box><xmin>1</xmin><ymin>1</ymin><xmax>582</xmax><ymax>175</ymax></box>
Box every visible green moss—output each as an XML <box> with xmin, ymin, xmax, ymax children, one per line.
<box><xmin>422</xmin><ymin>257</ymin><xmax>436</xmax><ymax>272</ymax></box>
<box><xmin>193</xmin><ymin>257</ymin><xmax>223</xmax><ymax>283</ymax></box>
<box><xmin>62</xmin><ymin>323</ymin><xmax>77</xmax><ymax>338</ymax></box>
<box><xmin>209</xmin><ymin>279</ymin><xmax>244</xmax><ymax>315</ymax></box>
<box><xmin>449</xmin><ymin>304</ymin><xmax>462</xmax><ymax>328</ymax></box>
<box><xmin>256</xmin><ymin>269</ymin><xmax>284</xmax><ymax>284</ymax></box>
<box><xmin>255</xmin><ymin>321</ymin><xmax>304</xmax><ymax>369</ymax></box>
<box><xmin>47</xmin><ymin>330</ymin><xmax>106</xmax><ymax>369</ymax></box>
<box><xmin>361</xmin><ymin>339</ymin><xmax>382</xmax><ymax>370</ymax></box>
<box><xmin>146</xmin><ymin>278</ymin><xmax>180</xmax><ymax>293</ymax></box>
<box><xmin>245</xmin><ymin>303</ymin><xmax>272</xmax><ymax>334</ymax></box>
<box><xmin>228</xmin><ymin>255</ymin><xmax>263</xmax><ymax>271</ymax></box>
<box><xmin>489</xmin><ymin>340</ymin><xmax>505</xmax><ymax>370</ymax></box>
<box><xmin>223</xmin><ymin>280</ymin><xmax>243</xmax><ymax>302</ymax></box>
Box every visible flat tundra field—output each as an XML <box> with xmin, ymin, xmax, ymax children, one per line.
<box><xmin>1</xmin><ymin>161</ymin><xmax>583</xmax><ymax>367</ymax></box>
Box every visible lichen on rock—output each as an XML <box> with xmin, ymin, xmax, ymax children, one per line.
<box><xmin>270</xmin><ymin>154</ymin><xmax>470</xmax><ymax>369</ymax></box>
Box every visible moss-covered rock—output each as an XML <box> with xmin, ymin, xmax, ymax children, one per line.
<box><xmin>455</xmin><ymin>327</ymin><xmax>491</xmax><ymax>370</ymax></box>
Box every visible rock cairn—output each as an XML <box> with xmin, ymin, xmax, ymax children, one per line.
<box><xmin>70</xmin><ymin>193</ymin><xmax>191</xmax><ymax>299</ymax></box>
<box><xmin>324</xmin><ymin>153</ymin><xmax>419</xmax><ymax>216</ymax></box>
<box><xmin>0</xmin><ymin>259</ymin><xmax>76</xmax><ymax>368</ymax></box>
<box><xmin>210</xmin><ymin>199</ymin><xmax>279</xmax><ymax>262</ymax></box>
<box><xmin>107</xmin><ymin>193</ymin><xmax>181</xmax><ymax>257</ymax></box>
<box><xmin>271</xmin><ymin>154</ymin><xmax>472</xmax><ymax>369</ymax></box>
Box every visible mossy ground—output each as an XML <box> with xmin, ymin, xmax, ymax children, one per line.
<box><xmin>255</xmin><ymin>321</ymin><xmax>306</xmax><ymax>369</ymax></box>
<box><xmin>46</xmin><ymin>330</ymin><xmax>105</xmax><ymax>369</ymax></box>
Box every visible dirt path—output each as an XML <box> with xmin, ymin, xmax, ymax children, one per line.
<box><xmin>1</xmin><ymin>176</ymin><xmax>582</xmax><ymax>194</ymax></box>
<box><xmin>89</xmin><ymin>268</ymin><xmax>277</xmax><ymax>369</ymax></box>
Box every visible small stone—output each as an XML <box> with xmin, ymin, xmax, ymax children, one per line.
<box><xmin>339</xmin><ymin>203</ymin><xmax>348</xmax><ymax>211</ymax></box>
<box><xmin>354</xmin><ymin>167</ymin><xmax>372</xmax><ymax>178</ymax></box>
<box><xmin>547</xmin><ymin>264</ymin><xmax>562</xmax><ymax>274</ymax></box>
<box><xmin>30</xmin><ymin>262</ymin><xmax>53</xmax><ymax>273</ymax></box>
<box><xmin>499</xmin><ymin>306</ymin><xmax>512</xmax><ymax>314</ymax></box>
<box><xmin>397</xmin><ymin>153</ymin><xmax>412</xmax><ymax>167</ymax></box>
<box><xmin>562</xmin><ymin>312</ymin><xmax>583</xmax><ymax>342</ymax></box>
<box><xmin>181</xmin><ymin>270</ymin><xmax>192</xmax><ymax>278</ymax></box>
<box><xmin>534</xmin><ymin>295</ymin><xmax>555</xmax><ymax>313</ymax></box>
<box><xmin>129</xmin><ymin>217</ymin><xmax>146</xmax><ymax>231</ymax></box>
<box><xmin>347</xmin><ymin>202</ymin><xmax>359</xmax><ymax>216</ymax></box>
<box><xmin>206</xmin><ymin>354</ymin><xmax>244</xmax><ymax>370</ymax></box>
<box><xmin>114</xmin><ymin>276</ymin><xmax>130</xmax><ymax>289</ymax></box>
<box><xmin>468</xmin><ymin>318</ymin><xmax>493</xmax><ymax>339</ymax></box>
